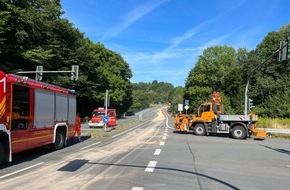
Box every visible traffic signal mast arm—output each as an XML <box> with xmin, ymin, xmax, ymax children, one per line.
<box><xmin>244</xmin><ymin>39</ymin><xmax>290</xmax><ymax>115</ymax></box>
<box><xmin>17</xmin><ymin>65</ymin><xmax>79</xmax><ymax>81</ymax></box>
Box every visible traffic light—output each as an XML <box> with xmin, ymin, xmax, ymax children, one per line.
<box><xmin>248</xmin><ymin>98</ymin><xmax>255</xmax><ymax>111</ymax></box>
<box><xmin>71</xmin><ymin>65</ymin><xmax>79</xmax><ymax>81</ymax></box>
<box><xmin>35</xmin><ymin>66</ymin><xmax>43</xmax><ymax>81</ymax></box>
<box><xmin>279</xmin><ymin>41</ymin><xmax>290</xmax><ymax>63</ymax></box>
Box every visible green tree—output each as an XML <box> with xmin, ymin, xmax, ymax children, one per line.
<box><xmin>185</xmin><ymin>45</ymin><xmax>239</xmax><ymax>114</ymax></box>
<box><xmin>130</xmin><ymin>81</ymin><xmax>175</xmax><ymax>111</ymax></box>
<box><xmin>168</xmin><ymin>86</ymin><xmax>185</xmax><ymax>114</ymax></box>
<box><xmin>0</xmin><ymin>0</ymin><xmax>64</xmax><ymax>72</ymax></box>
<box><xmin>248</xmin><ymin>24</ymin><xmax>290</xmax><ymax>117</ymax></box>
<box><xmin>0</xmin><ymin>0</ymin><xmax>133</xmax><ymax>117</ymax></box>
<box><xmin>75</xmin><ymin>43</ymin><xmax>133</xmax><ymax>116</ymax></box>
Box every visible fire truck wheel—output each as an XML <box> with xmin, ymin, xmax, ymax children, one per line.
<box><xmin>0</xmin><ymin>143</ymin><xmax>4</xmax><ymax>165</ymax></box>
<box><xmin>231</xmin><ymin>125</ymin><xmax>246</xmax><ymax>139</ymax></box>
<box><xmin>193</xmin><ymin>124</ymin><xmax>206</xmax><ymax>136</ymax></box>
<box><xmin>52</xmin><ymin>130</ymin><xmax>65</xmax><ymax>150</ymax></box>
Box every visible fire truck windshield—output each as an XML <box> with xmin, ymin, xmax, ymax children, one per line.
<box><xmin>93</xmin><ymin>112</ymin><xmax>105</xmax><ymax>117</ymax></box>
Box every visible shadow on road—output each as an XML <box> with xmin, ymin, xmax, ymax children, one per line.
<box><xmin>0</xmin><ymin>136</ymin><xmax>91</xmax><ymax>169</ymax></box>
<box><xmin>88</xmin><ymin>161</ymin><xmax>241</xmax><ymax>190</ymax></box>
<box><xmin>260</xmin><ymin>144</ymin><xmax>290</xmax><ymax>156</ymax></box>
<box><xmin>0</xmin><ymin>147</ymin><xmax>52</xmax><ymax>169</ymax></box>
<box><xmin>58</xmin><ymin>159</ymin><xmax>89</xmax><ymax>172</ymax></box>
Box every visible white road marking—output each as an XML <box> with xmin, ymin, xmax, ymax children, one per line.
<box><xmin>145</xmin><ymin>161</ymin><xmax>157</xmax><ymax>172</ymax></box>
<box><xmin>132</xmin><ymin>187</ymin><xmax>144</xmax><ymax>190</ymax></box>
<box><xmin>0</xmin><ymin>162</ymin><xmax>44</xmax><ymax>179</ymax></box>
<box><xmin>80</xmin><ymin>141</ymin><xmax>101</xmax><ymax>150</ymax></box>
<box><xmin>154</xmin><ymin>149</ymin><xmax>162</xmax><ymax>155</ymax></box>
<box><xmin>162</xmin><ymin>136</ymin><xmax>167</xmax><ymax>140</ymax></box>
<box><xmin>160</xmin><ymin>141</ymin><xmax>165</xmax><ymax>146</ymax></box>
<box><xmin>166</xmin><ymin>115</ymin><xmax>174</xmax><ymax>129</ymax></box>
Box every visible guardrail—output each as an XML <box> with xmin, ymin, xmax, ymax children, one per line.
<box><xmin>258</xmin><ymin>128</ymin><xmax>290</xmax><ymax>134</ymax></box>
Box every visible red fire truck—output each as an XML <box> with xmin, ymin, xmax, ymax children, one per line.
<box><xmin>0</xmin><ymin>70</ymin><xmax>77</xmax><ymax>164</ymax></box>
<box><xmin>88</xmin><ymin>108</ymin><xmax>116</xmax><ymax>128</ymax></box>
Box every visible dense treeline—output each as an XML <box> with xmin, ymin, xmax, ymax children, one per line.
<box><xmin>184</xmin><ymin>24</ymin><xmax>290</xmax><ymax>118</ymax></box>
<box><xmin>130</xmin><ymin>80</ymin><xmax>175</xmax><ymax>111</ymax></box>
<box><xmin>0</xmin><ymin>0</ymin><xmax>133</xmax><ymax>117</ymax></box>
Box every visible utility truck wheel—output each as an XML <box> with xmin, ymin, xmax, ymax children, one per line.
<box><xmin>51</xmin><ymin>130</ymin><xmax>65</xmax><ymax>150</ymax></box>
<box><xmin>193</xmin><ymin>124</ymin><xmax>206</xmax><ymax>136</ymax></box>
<box><xmin>231</xmin><ymin>125</ymin><xmax>246</xmax><ymax>139</ymax></box>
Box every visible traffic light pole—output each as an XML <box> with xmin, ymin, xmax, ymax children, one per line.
<box><xmin>244</xmin><ymin>41</ymin><xmax>289</xmax><ymax>115</ymax></box>
<box><xmin>104</xmin><ymin>89</ymin><xmax>108</xmax><ymax>131</ymax></box>
<box><xmin>244</xmin><ymin>76</ymin><xmax>250</xmax><ymax>115</ymax></box>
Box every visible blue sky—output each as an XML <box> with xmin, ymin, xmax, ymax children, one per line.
<box><xmin>61</xmin><ymin>0</ymin><xmax>290</xmax><ymax>87</ymax></box>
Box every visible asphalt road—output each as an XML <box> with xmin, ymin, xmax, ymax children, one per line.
<box><xmin>0</xmin><ymin>107</ymin><xmax>290</xmax><ymax>190</ymax></box>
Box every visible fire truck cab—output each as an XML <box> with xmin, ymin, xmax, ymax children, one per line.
<box><xmin>0</xmin><ymin>71</ymin><xmax>77</xmax><ymax>164</ymax></box>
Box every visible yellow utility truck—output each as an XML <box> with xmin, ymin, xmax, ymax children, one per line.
<box><xmin>174</xmin><ymin>92</ymin><xmax>266</xmax><ymax>140</ymax></box>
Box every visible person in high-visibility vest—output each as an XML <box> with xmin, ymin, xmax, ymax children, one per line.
<box><xmin>76</xmin><ymin>113</ymin><xmax>82</xmax><ymax>142</ymax></box>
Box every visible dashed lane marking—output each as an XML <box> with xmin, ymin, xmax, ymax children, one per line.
<box><xmin>154</xmin><ymin>149</ymin><xmax>162</xmax><ymax>155</ymax></box>
<box><xmin>132</xmin><ymin>187</ymin><xmax>144</xmax><ymax>190</ymax></box>
<box><xmin>145</xmin><ymin>161</ymin><xmax>157</xmax><ymax>172</ymax></box>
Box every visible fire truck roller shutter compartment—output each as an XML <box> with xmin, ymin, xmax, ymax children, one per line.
<box><xmin>55</xmin><ymin>93</ymin><xmax>68</xmax><ymax>122</ymax></box>
<box><xmin>34</xmin><ymin>89</ymin><xmax>55</xmax><ymax>128</ymax></box>
<box><xmin>68</xmin><ymin>95</ymin><xmax>76</xmax><ymax>125</ymax></box>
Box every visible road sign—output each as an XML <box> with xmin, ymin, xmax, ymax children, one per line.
<box><xmin>102</xmin><ymin>116</ymin><xmax>109</xmax><ymax>123</ymax></box>
<box><xmin>185</xmin><ymin>100</ymin><xmax>189</xmax><ymax>106</ymax></box>
<box><xmin>184</xmin><ymin>105</ymin><xmax>189</xmax><ymax>110</ymax></box>
<box><xmin>178</xmin><ymin>104</ymin><xmax>183</xmax><ymax>112</ymax></box>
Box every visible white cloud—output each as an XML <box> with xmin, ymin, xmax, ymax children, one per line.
<box><xmin>109</xmin><ymin>0</ymin><xmax>247</xmax><ymax>86</ymax></box>
<box><xmin>104</xmin><ymin>0</ymin><xmax>168</xmax><ymax>39</ymax></box>
<box><xmin>150</xmin><ymin>16</ymin><xmax>219</xmax><ymax>63</ymax></box>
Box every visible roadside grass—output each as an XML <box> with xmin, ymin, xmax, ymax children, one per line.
<box><xmin>86</xmin><ymin>121</ymin><xmax>141</xmax><ymax>139</ymax></box>
<box><xmin>258</xmin><ymin>118</ymin><xmax>290</xmax><ymax>129</ymax></box>
<box><xmin>259</xmin><ymin>118</ymin><xmax>290</xmax><ymax>139</ymax></box>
